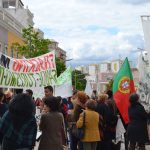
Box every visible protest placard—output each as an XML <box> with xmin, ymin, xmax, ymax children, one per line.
<box><xmin>0</xmin><ymin>51</ymin><xmax>55</xmax><ymax>73</ymax></box>
<box><xmin>0</xmin><ymin>65</ymin><xmax>57</xmax><ymax>89</ymax></box>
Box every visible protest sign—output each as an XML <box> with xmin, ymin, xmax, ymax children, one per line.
<box><xmin>0</xmin><ymin>65</ymin><xmax>57</xmax><ymax>89</ymax></box>
<box><xmin>115</xmin><ymin>118</ymin><xmax>126</xmax><ymax>144</ymax></box>
<box><xmin>55</xmin><ymin>83</ymin><xmax>72</xmax><ymax>97</ymax></box>
<box><xmin>55</xmin><ymin>67</ymin><xmax>73</xmax><ymax>97</ymax></box>
<box><xmin>137</xmin><ymin>53</ymin><xmax>150</xmax><ymax>112</ymax></box>
<box><xmin>56</xmin><ymin>67</ymin><xmax>72</xmax><ymax>85</ymax></box>
<box><xmin>25</xmin><ymin>67</ymin><xmax>73</xmax><ymax>98</ymax></box>
<box><xmin>0</xmin><ymin>51</ymin><xmax>55</xmax><ymax>73</ymax></box>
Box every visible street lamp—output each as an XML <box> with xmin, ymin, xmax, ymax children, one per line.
<box><xmin>66</xmin><ymin>58</ymin><xmax>73</xmax><ymax>62</ymax></box>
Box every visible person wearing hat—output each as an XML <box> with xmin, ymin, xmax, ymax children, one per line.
<box><xmin>71</xmin><ymin>91</ymin><xmax>88</xmax><ymax>150</ymax></box>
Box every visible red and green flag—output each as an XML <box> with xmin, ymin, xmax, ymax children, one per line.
<box><xmin>112</xmin><ymin>58</ymin><xmax>135</xmax><ymax>124</ymax></box>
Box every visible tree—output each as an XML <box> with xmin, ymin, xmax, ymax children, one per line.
<box><xmin>12</xmin><ymin>25</ymin><xmax>51</xmax><ymax>58</ymax></box>
<box><xmin>106</xmin><ymin>79</ymin><xmax>113</xmax><ymax>91</ymax></box>
<box><xmin>12</xmin><ymin>26</ymin><xmax>66</xmax><ymax>76</ymax></box>
<box><xmin>72</xmin><ymin>70</ymin><xmax>87</xmax><ymax>91</ymax></box>
<box><xmin>56</xmin><ymin>58</ymin><xmax>66</xmax><ymax>77</ymax></box>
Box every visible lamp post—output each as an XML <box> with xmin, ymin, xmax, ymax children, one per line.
<box><xmin>66</xmin><ymin>58</ymin><xmax>73</xmax><ymax>62</ymax></box>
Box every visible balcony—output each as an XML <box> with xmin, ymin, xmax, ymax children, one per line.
<box><xmin>0</xmin><ymin>8</ymin><xmax>23</xmax><ymax>34</ymax></box>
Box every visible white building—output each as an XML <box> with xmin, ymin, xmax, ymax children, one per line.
<box><xmin>2</xmin><ymin>0</ymin><xmax>34</xmax><ymax>27</ymax></box>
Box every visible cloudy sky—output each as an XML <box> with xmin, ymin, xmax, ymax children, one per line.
<box><xmin>22</xmin><ymin>0</ymin><xmax>150</xmax><ymax>66</ymax></box>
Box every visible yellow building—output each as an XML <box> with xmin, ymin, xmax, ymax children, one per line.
<box><xmin>0</xmin><ymin>0</ymin><xmax>34</xmax><ymax>58</ymax></box>
<box><xmin>8</xmin><ymin>31</ymin><xmax>24</xmax><ymax>58</ymax></box>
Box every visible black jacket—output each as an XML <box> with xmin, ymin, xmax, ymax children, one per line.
<box><xmin>127</xmin><ymin>102</ymin><xmax>149</xmax><ymax>143</ymax></box>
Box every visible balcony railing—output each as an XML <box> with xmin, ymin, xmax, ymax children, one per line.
<box><xmin>0</xmin><ymin>8</ymin><xmax>23</xmax><ymax>33</ymax></box>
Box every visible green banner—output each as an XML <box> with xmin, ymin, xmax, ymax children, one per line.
<box><xmin>56</xmin><ymin>67</ymin><xmax>72</xmax><ymax>85</ymax></box>
<box><xmin>0</xmin><ymin>65</ymin><xmax>57</xmax><ymax>88</ymax></box>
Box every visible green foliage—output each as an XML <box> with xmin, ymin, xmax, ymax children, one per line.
<box><xmin>12</xmin><ymin>25</ymin><xmax>51</xmax><ymax>58</ymax></box>
<box><xmin>56</xmin><ymin>58</ymin><xmax>66</xmax><ymax>77</ymax></box>
<box><xmin>72</xmin><ymin>70</ymin><xmax>87</xmax><ymax>91</ymax></box>
<box><xmin>106</xmin><ymin>79</ymin><xmax>114</xmax><ymax>91</ymax></box>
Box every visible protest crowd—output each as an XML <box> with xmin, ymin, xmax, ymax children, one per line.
<box><xmin>0</xmin><ymin>52</ymin><xmax>150</xmax><ymax>150</ymax></box>
<box><xmin>0</xmin><ymin>86</ymin><xmax>150</xmax><ymax>150</ymax></box>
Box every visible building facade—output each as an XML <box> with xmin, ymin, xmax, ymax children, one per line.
<box><xmin>0</xmin><ymin>7</ymin><xmax>24</xmax><ymax>57</ymax></box>
<box><xmin>0</xmin><ymin>0</ymin><xmax>34</xmax><ymax>58</ymax></box>
<box><xmin>0</xmin><ymin>0</ymin><xmax>67</xmax><ymax>61</ymax></box>
<box><xmin>49</xmin><ymin>39</ymin><xmax>66</xmax><ymax>62</ymax></box>
<box><xmin>2</xmin><ymin>0</ymin><xmax>34</xmax><ymax>27</ymax></box>
<box><xmin>78</xmin><ymin>59</ymin><xmax>139</xmax><ymax>93</ymax></box>
<box><xmin>0</xmin><ymin>25</ymin><xmax>8</xmax><ymax>54</ymax></box>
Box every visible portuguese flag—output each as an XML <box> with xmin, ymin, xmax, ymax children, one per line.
<box><xmin>113</xmin><ymin>58</ymin><xmax>135</xmax><ymax>124</ymax></box>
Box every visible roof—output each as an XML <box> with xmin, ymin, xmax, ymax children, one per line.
<box><xmin>19</xmin><ymin>0</ymin><xmax>24</xmax><ymax>6</ymax></box>
<box><xmin>131</xmin><ymin>68</ymin><xmax>138</xmax><ymax>71</ymax></box>
<box><xmin>3</xmin><ymin>0</ymin><xmax>24</xmax><ymax>6</ymax></box>
<box><xmin>49</xmin><ymin>39</ymin><xmax>58</xmax><ymax>43</ymax></box>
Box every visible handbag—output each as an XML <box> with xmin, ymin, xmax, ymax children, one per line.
<box><xmin>72</xmin><ymin>112</ymin><xmax>86</xmax><ymax>139</ymax></box>
<box><xmin>63</xmin><ymin>145</ymin><xmax>69</xmax><ymax>150</ymax></box>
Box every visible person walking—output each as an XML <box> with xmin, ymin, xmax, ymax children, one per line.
<box><xmin>0</xmin><ymin>94</ymin><xmax>37</xmax><ymax>150</ymax></box>
<box><xmin>96</xmin><ymin>93</ymin><xmax>110</xmax><ymax>150</ymax></box>
<box><xmin>0</xmin><ymin>92</ymin><xmax>8</xmax><ymax>148</ymax></box>
<box><xmin>44</xmin><ymin>86</ymin><xmax>53</xmax><ymax>97</ymax></box>
<box><xmin>70</xmin><ymin>91</ymin><xmax>87</xmax><ymax>150</ymax></box>
<box><xmin>77</xmin><ymin>100</ymin><xmax>100</xmax><ymax>150</ymax></box>
<box><xmin>127</xmin><ymin>93</ymin><xmax>150</xmax><ymax>150</ymax></box>
<box><xmin>0</xmin><ymin>92</ymin><xmax>8</xmax><ymax>118</ymax></box>
<box><xmin>39</xmin><ymin>86</ymin><xmax>54</xmax><ymax>111</ymax></box>
<box><xmin>91</xmin><ymin>90</ymin><xmax>98</xmax><ymax>100</ymax></box>
<box><xmin>38</xmin><ymin>96</ymin><xmax>64</xmax><ymax>150</ymax></box>
<box><xmin>3</xmin><ymin>90</ymin><xmax>13</xmax><ymax>104</ymax></box>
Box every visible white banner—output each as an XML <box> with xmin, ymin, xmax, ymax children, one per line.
<box><xmin>141</xmin><ymin>16</ymin><xmax>150</xmax><ymax>62</ymax></box>
<box><xmin>55</xmin><ymin>67</ymin><xmax>72</xmax><ymax>97</ymax></box>
<box><xmin>31</xmin><ymin>67</ymin><xmax>73</xmax><ymax>98</ymax></box>
<box><xmin>0</xmin><ymin>51</ymin><xmax>55</xmax><ymax>73</ymax></box>
<box><xmin>55</xmin><ymin>83</ymin><xmax>72</xmax><ymax>97</ymax></box>
<box><xmin>115</xmin><ymin>118</ymin><xmax>126</xmax><ymax>144</ymax></box>
<box><xmin>85</xmin><ymin>80</ymin><xmax>92</xmax><ymax>96</ymax></box>
<box><xmin>137</xmin><ymin>53</ymin><xmax>150</xmax><ymax>112</ymax></box>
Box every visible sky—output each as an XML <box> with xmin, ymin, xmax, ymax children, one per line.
<box><xmin>22</xmin><ymin>0</ymin><xmax>150</xmax><ymax>66</ymax></box>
